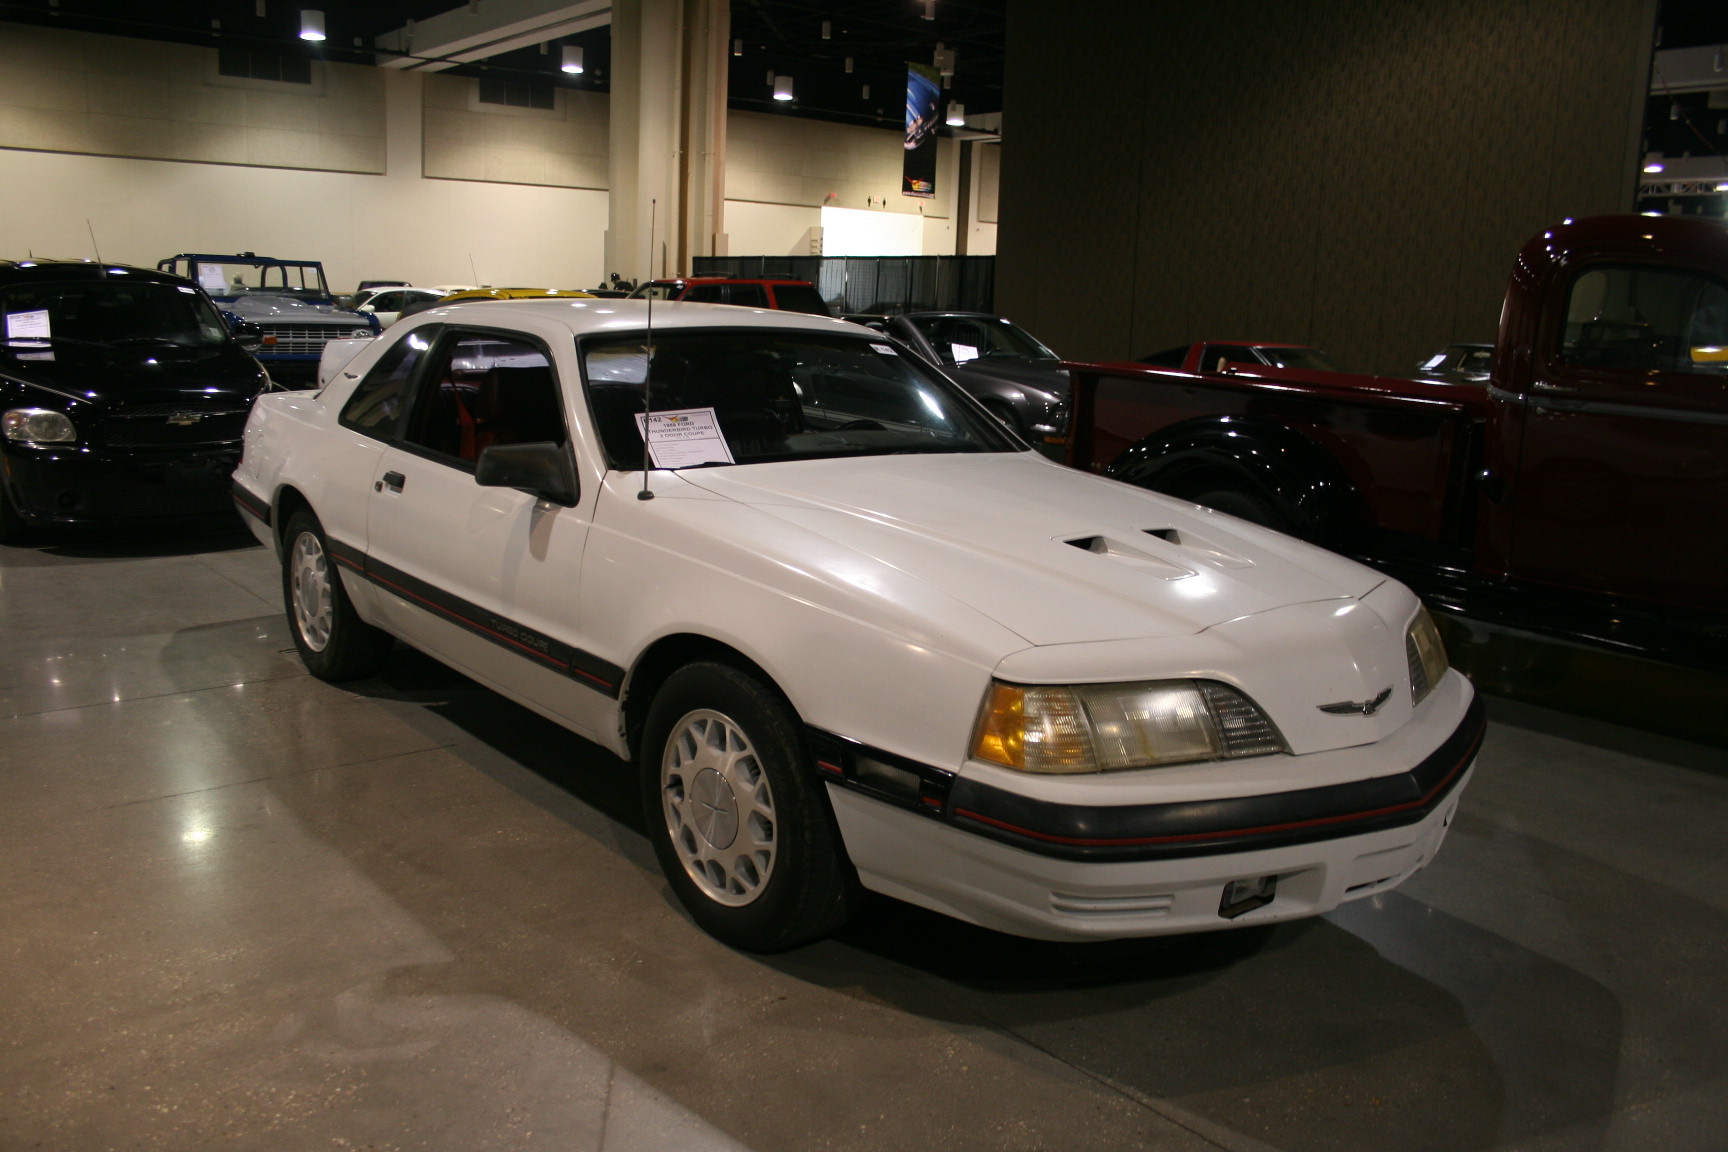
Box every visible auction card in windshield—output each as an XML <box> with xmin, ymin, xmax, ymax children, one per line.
<box><xmin>634</xmin><ymin>407</ymin><xmax>736</xmax><ymax>469</ymax></box>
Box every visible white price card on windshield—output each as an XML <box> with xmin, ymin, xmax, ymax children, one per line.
<box><xmin>6</xmin><ymin>309</ymin><xmax>51</xmax><ymax>340</ymax></box>
<box><xmin>634</xmin><ymin>407</ymin><xmax>736</xmax><ymax>469</ymax></box>
<box><xmin>198</xmin><ymin>266</ymin><xmax>229</xmax><ymax>294</ymax></box>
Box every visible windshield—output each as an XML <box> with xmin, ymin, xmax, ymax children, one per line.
<box><xmin>1255</xmin><ymin>346</ymin><xmax>1342</xmax><ymax>372</ymax></box>
<box><xmin>193</xmin><ymin>260</ymin><xmax>328</xmax><ymax>298</ymax></box>
<box><xmin>581</xmin><ymin>329</ymin><xmax>1020</xmax><ymax>468</ymax></box>
<box><xmin>2</xmin><ymin>280</ymin><xmax>231</xmax><ymax>350</ymax></box>
<box><xmin>907</xmin><ymin>314</ymin><xmax>1057</xmax><ymax>365</ymax></box>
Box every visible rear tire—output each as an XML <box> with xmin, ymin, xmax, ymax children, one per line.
<box><xmin>640</xmin><ymin>661</ymin><xmax>857</xmax><ymax>952</ymax></box>
<box><xmin>281</xmin><ymin>510</ymin><xmax>394</xmax><ymax>680</ymax></box>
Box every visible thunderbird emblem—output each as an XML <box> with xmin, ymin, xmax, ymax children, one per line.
<box><xmin>1318</xmin><ymin>687</ymin><xmax>1393</xmax><ymax>716</ymax></box>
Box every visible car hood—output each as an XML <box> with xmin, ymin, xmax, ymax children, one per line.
<box><xmin>680</xmin><ymin>453</ymin><xmax>1384</xmax><ymax>647</ymax></box>
<box><xmin>947</xmin><ymin>357</ymin><xmax>1069</xmax><ymax>399</ymax></box>
<box><xmin>223</xmin><ymin>296</ymin><xmax>362</xmax><ymax>321</ymax></box>
<box><xmin>1</xmin><ymin>342</ymin><xmax>264</xmax><ymax>405</ymax></box>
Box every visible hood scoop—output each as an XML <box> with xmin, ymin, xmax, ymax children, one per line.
<box><xmin>1060</xmin><ymin>528</ymin><xmax>1257</xmax><ymax>580</ymax></box>
<box><xmin>1142</xmin><ymin>528</ymin><xmax>1255</xmax><ymax>569</ymax></box>
<box><xmin>1062</xmin><ymin>534</ymin><xmax>1195</xmax><ymax>580</ymax></box>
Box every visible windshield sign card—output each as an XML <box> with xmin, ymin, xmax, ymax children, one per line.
<box><xmin>6</xmin><ymin>309</ymin><xmax>51</xmax><ymax>340</ymax></box>
<box><xmin>634</xmin><ymin>407</ymin><xmax>736</xmax><ymax>469</ymax></box>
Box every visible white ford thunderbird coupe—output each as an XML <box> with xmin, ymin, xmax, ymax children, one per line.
<box><xmin>232</xmin><ymin>299</ymin><xmax>1481</xmax><ymax>952</ymax></box>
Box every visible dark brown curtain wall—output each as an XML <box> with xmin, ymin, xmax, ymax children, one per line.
<box><xmin>996</xmin><ymin>0</ymin><xmax>1657</xmax><ymax>374</ymax></box>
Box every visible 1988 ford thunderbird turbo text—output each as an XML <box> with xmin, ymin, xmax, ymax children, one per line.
<box><xmin>233</xmin><ymin>298</ymin><xmax>1480</xmax><ymax>952</ymax></box>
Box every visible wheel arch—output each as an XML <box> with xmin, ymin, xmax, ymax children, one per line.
<box><xmin>270</xmin><ymin>484</ymin><xmax>313</xmax><ymax>549</ymax></box>
<box><xmin>1105</xmin><ymin>414</ymin><xmax>1367</xmax><ymax>547</ymax></box>
<box><xmin>620</xmin><ymin>632</ymin><xmax>786</xmax><ymax>763</ymax></box>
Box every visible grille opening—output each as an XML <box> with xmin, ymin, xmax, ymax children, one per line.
<box><xmin>1064</xmin><ymin>535</ymin><xmax>1106</xmax><ymax>552</ymax></box>
<box><xmin>1144</xmin><ymin>528</ymin><xmax>1178</xmax><ymax>542</ymax></box>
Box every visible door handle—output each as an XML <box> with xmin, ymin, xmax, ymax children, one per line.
<box><xmin>376</xmin><ymin>470</ymin><xmax>406</xmax><ymax>493</ymax></box>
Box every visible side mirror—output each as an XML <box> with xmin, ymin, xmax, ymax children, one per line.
<box><xmin>475</xmin><ymin>441</ymin><xmax>579</xmax><ymax>506</ymax></box>
<box><xmin>230</xmin><ymin>319</ymin><xmax>265</xmax><ymax>352</ymax></box>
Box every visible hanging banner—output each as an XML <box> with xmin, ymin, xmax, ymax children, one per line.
<box><xmin>902</xmin><ymin>63</ymin><xmax>941</xmax><ymax>199</ymax></box>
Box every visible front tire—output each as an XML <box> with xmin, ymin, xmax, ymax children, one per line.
<box><xmin>281</xmin><ymin>510</ymin><xmax>394</xmax><ymax>680</ymax></box>
<box><xmin>640</xmin><ymin>662</ymin><xmax>857</xmax><ymax>951</ymax></box>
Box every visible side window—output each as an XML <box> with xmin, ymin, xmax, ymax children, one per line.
<box><xmin>339</xmin><ymin>329</ymin><xmax>433</xmax><ymax>439</ymax></box>
<box><xmin>683</xmin><ymin>285</ymin><xmax>727</xmax><ymax>304</ymax></box>
<box><xmin>400</xmin><ymin>331</ymin><xmax>565</xmax><ymax>469</ymax></box>
<box><xmin>727</xmin><ymin>284</ymin><xmax>770</xmax><ymax>308</ymax></box>
<box><xmin>1561</xmin><ymin>266</ymin><xmax>1728</xmax><ymax>375</ymax></box>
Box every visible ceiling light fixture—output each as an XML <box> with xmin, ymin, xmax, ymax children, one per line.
<box><xmin>773</xmin><ymin>75</ymin><xmax>794</xmax><ymax>101</ymax></box>
<box><xmin>923</xmin><ymin>0</ymin><xmax>935</xmax><ymax>19</ymax></box>
<box><xmin>298</xmin><ymin>9</ymin><xmax>325</xmax><ymax>41</ymax></box>
<box><xmin>733</xmin><ymin>37</ymin><xmax>742</xmax><ymax>56</ymax></box>
<box><xmin>562</xmin><ymin>45</ymin><xmax>584</xmax><ymax>73</ymax></box>
<box><xmin>822</xmin><ymin>20</ymin><xmax>831</xmax><ymax>39</ymax></box>
<box><xmin>946</xmin><ymin>101</ymin><xmax>965</xmax><ymax>126</ymax></box>
<box><xmin>844</xmin><ymin>56</ymin><xmax>854</xmax><ymax>73</ymax></box>
<box><xmin>1643</xmin><ymin>153</ymin><xmax>1665</xmax><ymax>174</ymax></box>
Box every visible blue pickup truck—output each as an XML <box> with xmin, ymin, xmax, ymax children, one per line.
<box><xmin>156</xmin><ymin>253</ymin><xmax>377</xmax><ymax>384</ymax></box>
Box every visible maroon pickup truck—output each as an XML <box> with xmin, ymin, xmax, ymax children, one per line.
<box><xmin>1066</xmin><ymin>215</ymin><xmax>1728</xmax><ymax>671</ymax></box>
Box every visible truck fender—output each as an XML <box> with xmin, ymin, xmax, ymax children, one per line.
<box><xmin>1104</xmin><ymin>414</ymin><xmax>1365</xmax><ymax>548</ymax></box>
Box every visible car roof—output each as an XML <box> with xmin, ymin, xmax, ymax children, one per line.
<box><xmin>406</xmin><ymin>297</ymin><xmax>862</xmax><ymax>337</ymax></box>
<box><xmin>652</xmin><ymin>276</ymin><xmax>817</xmax><ymax>286</ymax></box>
<box><xmin>163</xmin><ymin>253</ymin><xmax>324</xmax><ymax>265</ymax></box>
<box><xmin>0</xmin><ymin>260</ymin><xmax>193</xmax><ymax>288</ymax></box>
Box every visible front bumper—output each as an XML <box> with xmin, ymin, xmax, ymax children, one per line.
<box><xmin>1</xmin><ymin>442</ymin><xmax>241</xmax><ymax>526</ymax></box>
<box><xmin>821</xmin><ymin>682</ymin><xmax>1483</xmax><ymax>941</ymax></box>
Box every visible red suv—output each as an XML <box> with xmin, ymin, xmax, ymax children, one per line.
<box><xmin>630</xmin><ymin>277</ymin><xmax>830</xmax><ymax>316</ymax></box>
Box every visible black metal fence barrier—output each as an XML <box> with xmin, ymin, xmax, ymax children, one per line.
<box><xmin>691</xmin><ymin>255</ymin><xmax>995</xmax><ymax>315</ymax></box>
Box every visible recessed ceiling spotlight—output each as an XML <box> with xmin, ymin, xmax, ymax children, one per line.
<box><xmin>562</xmin><ymin>45</ymin><xmax>584</xmax><ymax>73</ymax></box>
<box><xmin>298</xmin><ymin>9</ymin><xmax>325</xmax><ymax>41</ymax></box>
<box><xmin>774</xmin><ymin>75</ymin><xmax>794</xmax><ymax>101</ymax></box>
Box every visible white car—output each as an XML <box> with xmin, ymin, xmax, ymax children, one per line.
<box><xmin>232</xmin><ymin>299</ymin><xmax>1481</xmax><ymax>952</ymax></box>
<box><xmin>353</xmin><ymin>286</ymin><xmax>450</xmax><ymax>327</ymax></box>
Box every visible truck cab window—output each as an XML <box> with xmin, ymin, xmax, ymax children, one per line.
<box><xmin>1562</xmin><ymin>266</ymin><xmax>1728</xmax><ymax>375</ymax></box>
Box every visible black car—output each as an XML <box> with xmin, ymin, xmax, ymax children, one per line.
<box><xmin>1415</xmin><ymin>341</ymin><xmax>1494</xmax><ymax>384</ymax></box>
<box><xmin>1</xmin><ymin>260</ymin><xmax>268</xmax><ymax>541</ymax></box>
<box><xmin>842</xmin><ymin>311</ymin><xmax>1070</xmax><ymax>455</ymax></box>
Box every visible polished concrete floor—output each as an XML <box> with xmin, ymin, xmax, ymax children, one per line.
<box><xmin>3</xmin><ymin>523</ymin><xmax>1726</xmax><ymax>1152</ymax></box>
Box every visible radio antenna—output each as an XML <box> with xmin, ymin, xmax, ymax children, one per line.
<box><xmin>637</xmin><ymin>197</ymin><xmax>657</xmax><ymax>501</ymax></box>
<box><xmin>86</xmin><ymin>220</ymin><xmax>103</xmax><ymax>265</ymax></box>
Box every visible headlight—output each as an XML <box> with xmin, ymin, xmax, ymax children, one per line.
<box><xmin>971</xmin><ymin>678</ymin><xmax>1286</xmax><ymax>774</ymax></box>
<box><xmin>2</xmin><ymin>408</ymin><xmax>77</xmax><ymax>444</ymax></box>
<box><xmin>1406</xmin><ymin>605</ymin><xmax>1449</xmax><ymax>705</ymax></box>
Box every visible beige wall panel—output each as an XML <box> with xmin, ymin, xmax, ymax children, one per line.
<box><xmin>0</xmin><ymin>148</ymin><xmax>607</xmax><ymax>294</ymax></box>
<box><xmin>419</xmin><ymin>75</ymin><xmax>607</xmax><ymax>190</ymax></box>
<box><xmin>724</xmin><ymin>111</ymin><xmax>953</xmax><ymax>218</ymax></box>
<box><xmin>0</xmin><ymin>24</ymin><xmax>384</xmax><ymax>174</ymax></box>
<box><xmin>724</xmin><ymin>200</ymin><xmax>821</xmax><ymax>256</ymax></box>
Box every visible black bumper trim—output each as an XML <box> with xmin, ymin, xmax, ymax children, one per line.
<box><xmin>231</xmin><ymin>481</ymin><xmax>270</xmax><ymax>525</ymax></box>
<box><xmin>942</xmin><ymin>695</ymin><xmax>1484</xmax><ymax>861</ymax></box>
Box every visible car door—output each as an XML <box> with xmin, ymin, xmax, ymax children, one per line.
<box><xmin>363</xmin><ymin>324</ymin><xmax>610</xmax><ymax>737</ymax></box>
<box><xmin>1508</xmin><ymin>262</ymin><xmax>1728</xmax><ymax>612</ymax></box>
